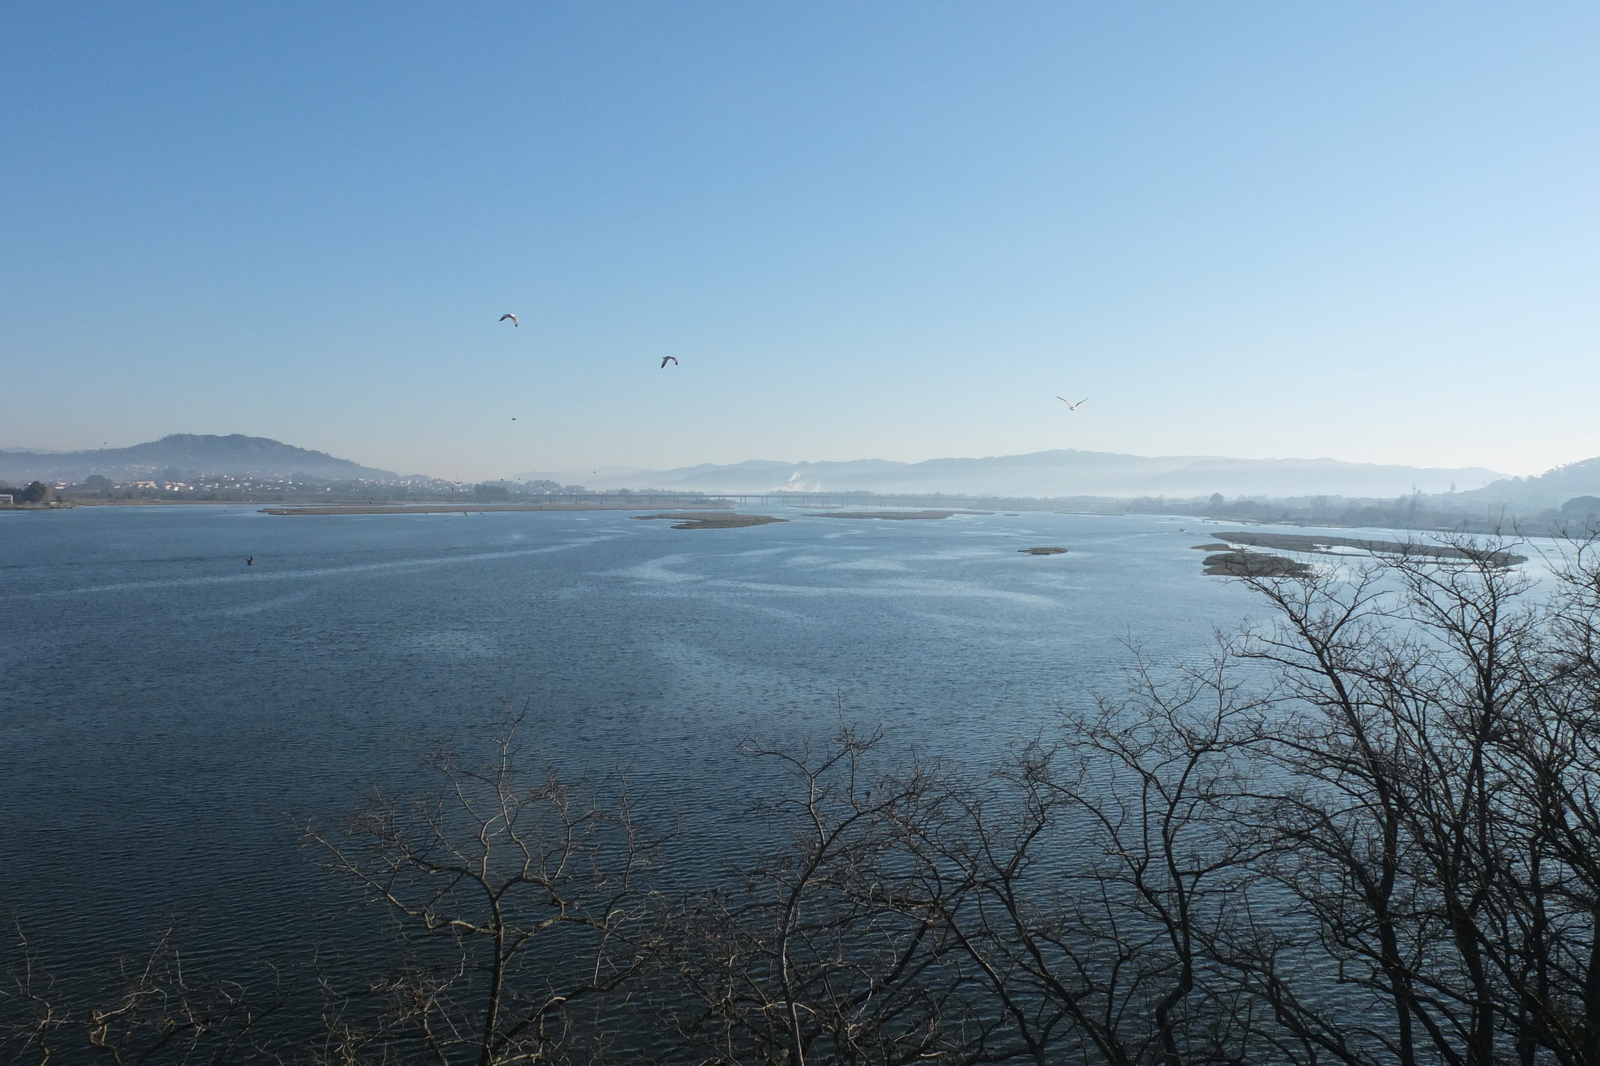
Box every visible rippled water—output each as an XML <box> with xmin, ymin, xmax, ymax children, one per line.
<box><xmin>2</xmin><ymin>504</ymin><xmax>1267</xmax><ymax>975</ymax></box>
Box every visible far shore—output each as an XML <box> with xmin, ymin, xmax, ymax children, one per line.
<box><xmin>260</xmin><ymin>501</ymin><xmax>733</xmax><ymax>516</ymax></box>
<box><xmin>813</xmin><ymin>510</ymin><xmax>994</xmax><ymax>520</ymax></box>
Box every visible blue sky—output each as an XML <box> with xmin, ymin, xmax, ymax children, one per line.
<box><xmin>2</xmin><ymin>2</ymin><xmax>1596</xmax><ymax>480</ymax></box>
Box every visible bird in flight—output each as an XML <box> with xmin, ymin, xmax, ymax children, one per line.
<box><xmin>499</xmin><ymin>313</ymin><xmax>518</xmax><ymax>327</ymax></box>
<box><xmin>1056</xmin><ymin>396</ymin><xmax>1088</xmax><ymax>411</ymax></box>
<box><xmin>660</xmin><ymin>356</ymin><xmax>678</xmax><ymax>368</ymax></box>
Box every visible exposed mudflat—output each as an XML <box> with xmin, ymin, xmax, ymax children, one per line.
<box><xmin>632</xmin><ymin>512</ymin><xmax>788</xmax><ymax>529</ymax></box>
<box><xmin>1202</xmin><ymin>551</ymin><xmax>1313</xmax><ymax>578</ymax></box>
<box><xmin>1211</xmin><ymin>531</ymin><xmax>1525</xmax><ymax>567</ymax></box>
<box><xmin>1018</xmin><ymin>547</ymin><xmax>1068</xmax><ymax>555</ymax></box>
<box><xmin>812</xmin><ymin>510</ymin><xmax>993</xmax><ymax>521</ymax></box>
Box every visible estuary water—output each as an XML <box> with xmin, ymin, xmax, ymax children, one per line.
<box><xmin>1</xmin><ymin>504</ymin><xmax>1268</xmax><ymax>976</ymax></box>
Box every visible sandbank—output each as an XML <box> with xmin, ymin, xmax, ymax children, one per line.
<box><xmin>632</xmin><ymin>513</ymin><xmax>788</xmax><ymax>529</ymax></box>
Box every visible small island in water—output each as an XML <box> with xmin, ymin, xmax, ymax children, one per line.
<box><xmin>1201</xmin><ymin>550</ymin><xmax>1314</xmax><ymax>578</ymax></box>
<box><xmin>1211</xmin><ymin>530</ymin><xmax>1526</xmax><ymax>567</ymax></box>
<box><xmin>632</xmin><ymin>512</ymin><xmax>788</xmax><ymax>529</ymax></box>
<box><xmin>813</xmin><ymin>510</ymin><xmax>993</xmax><ymax>520</ymax></box>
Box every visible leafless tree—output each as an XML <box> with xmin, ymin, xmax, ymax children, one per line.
<box><xmin>0</xmin><ymin>917</ymin><xmax>65</xmax><ymax>1064</ymax></box>
<box><xmin>16</xmin><ymin>535</ymin><xmax>1600</xmax><ymax>1066</ymax></box>
<box><xmin>896</xmin><ymin>647</ymin><xmax>1341</xmax><ymax>1066</ymax></box>
<box><xmin>269</xmin><ymin>533</ymin><xmax>1600</xmax><ymax>1065</ymax></box>
<box><xmin>1230</xmin><ymin>534</ymin><xmax>1600</xmax><ymax>1066</ymax></box>
<box><xmin>0</xmin><ymin>915</ymin><xmax>283</xmax><ymax>1064</ymax></box>
<box><xmin>647</xmin><ymin>721</ymin><xmax>1007</xmax><ymax>1066</ymax></box>
<box><xmin>303</xmin><ymin>712</ymin><xmax>660</xmax><ymax>1066</ymax></box>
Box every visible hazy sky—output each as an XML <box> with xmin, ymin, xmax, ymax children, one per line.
<box><xmin>3</xmin><ymin>3</ymin><xmax>1596</xmax><ymax>481</ymax></box>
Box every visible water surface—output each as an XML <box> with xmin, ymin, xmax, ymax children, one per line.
<box><xmin>3</xmin><ymin>504</ymin><xmax>1266</xmax><ymax>972</ymax></box>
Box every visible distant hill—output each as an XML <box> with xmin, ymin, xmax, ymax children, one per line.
<box><xmin>0</xmin><ymin>434</ymin><xmax>398</xmax><ymax>482</ymax></box>
<box><xmin>518</xmin><ymin>449</ymin><xmax>1505</xmax><ymax>499</ymax></box>
<box><xmin>1456</xmin><ymin>457</ymin><xmax>1600</xmax><ymax>511</ymax></box>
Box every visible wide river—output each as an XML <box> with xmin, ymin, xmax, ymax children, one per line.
<box><xmin>3</xmin><ymin>504</ymin><xmax>1281</xmax><ymax>979</ymax></box>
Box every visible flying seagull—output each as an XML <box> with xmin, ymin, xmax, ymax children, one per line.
<box><xmin>1056</xmin><ymin>395</ymin><xmax>1088</xmax><ymax>411</ymax></box>
<box><xmin>660</xmin><ymin>356</ymin><xmax>678</xmax><ymax>368</ymax></box>
<box><xmin>499</xmin><ymin>313</ymin><xmax>518</xmax><ymax>327</ymax></box>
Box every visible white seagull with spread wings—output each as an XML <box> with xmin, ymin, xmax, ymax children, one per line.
<box><xmin>499</xmin><ymin>313</ymin><xmax>518</xmax><ymax>327</ymax></box>
<box><xmin>1056</xmin><ymin>395</ymin><xmax>1088</xmax><ymax>411</ymax></box>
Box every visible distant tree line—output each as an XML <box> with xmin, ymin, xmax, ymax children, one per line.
<box><xmin>7</xmin><ymin>534</ymin><xmax>1600</xmax><ymax>1064</ymax></box>
<box><xmin>474</xmin><ymin>480</ymin><xmax>608</xmax><ymax>497</ymax></box>
<box><xmin>43</xmin><ymin>475</ymin><xmax>606</xmax><ymax>504</ymax></box>
<box><xmin>0</xmin><ymin>481</ymin><xmax>54</xmax><ymax>504</ymax></box>
<box><xmin>1166</xmin><ymin>491</ymin><xmax>1600</xmax><ymax>536</ymax></box>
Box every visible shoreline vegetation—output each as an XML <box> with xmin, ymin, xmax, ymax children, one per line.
<box><xmin>1197</xmin><ymin>529</ymin><xmax>1529</xmax><ymax>577</ymax></box>
<box><xmin>257</xmin><ymin>501</ymin><xmax>733</xmax><ymax>516</ymax></box>
<box><xmin>8</xmin><ymin>433</ymin><xmax>1599</xmax><ymax>534</ymax></box>
<box><xmin>10</xmin><ymin>491</ymin><xmax>1592</xmax><ymax>549</ymax></box>
<box><xmin>1212</xmin><ymin>529</ymin><xmax>1528</xmax><ymax>565</ymax></box>
<box><xmin>255</xmin><ymin>506</ymin><xmax>996</xmax><ymax>522</ymax></box>
<box><xmin>1201</xmin><ymin>549</ymin><xmax>1313</xmax><ymax>577</ymax></box>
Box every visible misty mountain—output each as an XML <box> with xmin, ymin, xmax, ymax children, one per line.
<box><xmin>518</xmin><ymin>449</ymin><xmax>1505</xmax><ymax>499</ymax></box>
<box><xmin>1455</xmin><ymin>457</ymin><xmax>1600</xmax><ymax>511</ymax></box>
<box><xmin>0</xmin><ymin>434</ymin><xmax>398</xmax><ymax>482</ymax></box>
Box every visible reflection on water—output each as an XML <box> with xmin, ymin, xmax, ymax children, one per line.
<box><xmin>3</xmin><ymin>504</ymin><xmax>1273</xmax><ymax>975</ymax></box>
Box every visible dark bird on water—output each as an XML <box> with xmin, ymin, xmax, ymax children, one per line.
<box><xmin>499</xmin><ymin>313</ymin><xmax>518</xmax><ymax>327</ymax></box>
<box><xmin>660</xmin><ymin>356</ymin><xmax>678</xmax><ymax>368</ymax></box>
<box><xmin>1056</xmin><ymin>395</ymin><xmax>1088</xmax><ymax>411</ymax></box>
<box><xmin>246</xmin><ymin>557</ymin><xmax>253</xmax><ymax>566</ymax></box>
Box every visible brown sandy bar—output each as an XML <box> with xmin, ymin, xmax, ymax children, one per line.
<box><xmin>1211</xmin><ymin>531</ymin><xmax>1525</xmax><ymax>566</ymax></box>
<box><xmin>262</xmin><ymin>502</ymin><xmax>731</xmax><ymax>516</ymax></box>
<box><xmin>812</xmin><ymin>510</ymin><xmax>993</xmax><ymax>520</ymax></box>
<box><xmin>632</xmin><ymin>512</ymin><xmax>788</xmax><ymax>529</ymax></box>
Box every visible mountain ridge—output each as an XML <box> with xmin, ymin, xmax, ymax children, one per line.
<box><xmin>1456</xmin><ymin>457</ymin><xmax>1600</xmax><ymax>511</ymax></box>
<box><xmin>517</xmin><ymin>448</ymin><xmax>1507</xmax><ymax>499</ymax></box>
<box><xmin>0</xmin><ymin>434</ymin><xmax>398</xmax><ymax>482</ymax></box>
<box><xmin>16</xmin><ymin>435</ymin><xmax>1594</xmax><ymax>505</ymax></box>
